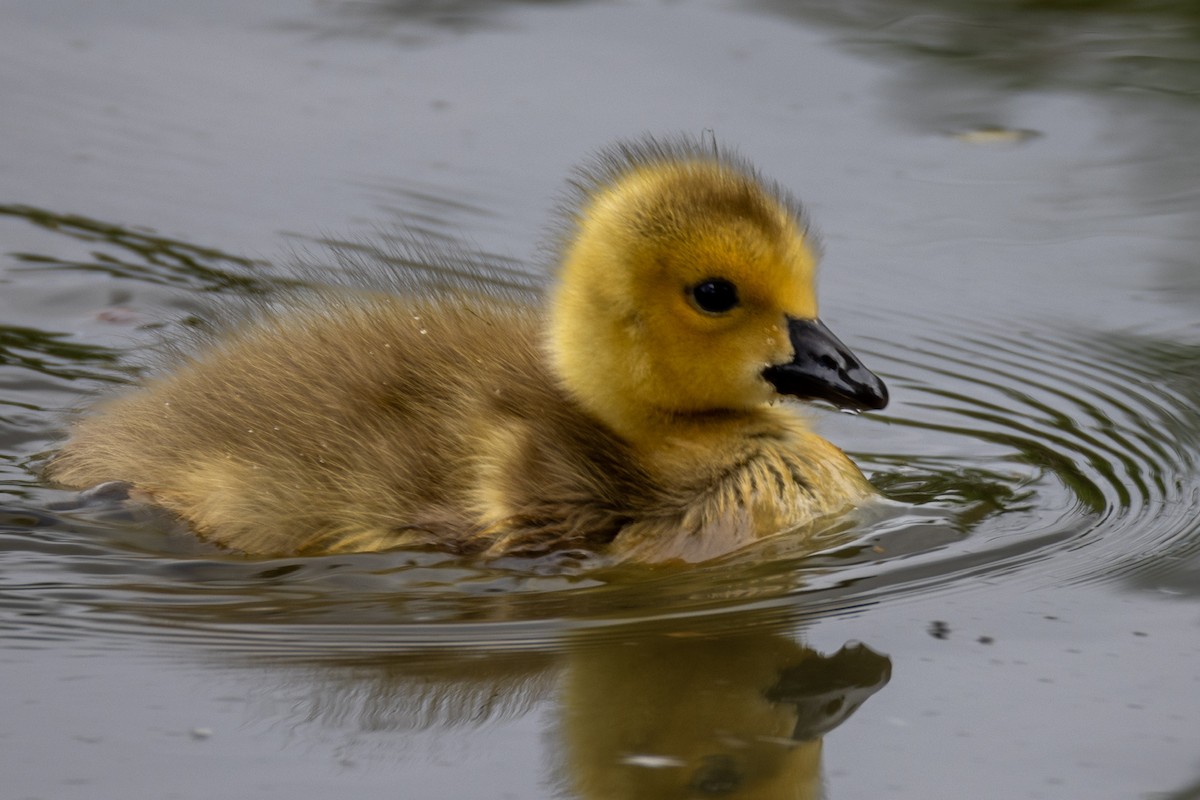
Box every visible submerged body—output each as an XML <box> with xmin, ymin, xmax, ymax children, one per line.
<box><xmin>49</xmin><ymin>137</ymin><xmax>888</xmax><ymax>563</ymax></box>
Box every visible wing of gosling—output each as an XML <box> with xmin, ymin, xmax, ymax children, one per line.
<box><xmin>460</xmin><ymin>402</ymin><xmax>650</xmax><ymax>558</ymax></box>
<box><xmin>608</xmin><ymin>431</ymin><xmax>874</xmax><ymax>563</ymax></box>
<box><xmin>48</xmin><ymin>293</ymin><xmax>545</xmax><ymax>554</ymax></box>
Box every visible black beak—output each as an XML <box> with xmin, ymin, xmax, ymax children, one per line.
<box><xmin>762</xmin><ymin>318</ymin><xmax>888</xmax><ymax>411</ymax></box>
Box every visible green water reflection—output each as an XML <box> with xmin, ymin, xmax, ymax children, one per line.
<box><xmin>754</xmin><ymin>0</ymin><xmax>1200</xmax><ymax>99</ymax></box>
<box><xmin>0</xmin><ymin>325</ymin><xmax>121</xmax><ymax>381</ymax></box>
<box><xmin>0</xmin><ymin>204</ymin><xmax>271</xmax><ymax>294</ymax></box>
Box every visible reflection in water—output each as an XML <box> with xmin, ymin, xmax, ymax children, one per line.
<box><xmin>752</xmin><ymin>0</ymin><xmax>1200</xmax><ymax>105</ymax></box>
<box><xmin>562</xmin><ymin>632</ymin><xmax>889</xmax><ymax>799</ymax></box>
<box><xmin>269</xmin><ymin>649</ymin><xmax>558</xmax><ymax>732</ymax></box>
<box><xmin>750</xmin><ymin>0</ymin><xmax>1200</xmax><ymax>304</ymax></box>
<box><xmin>0</xmin><ymin>204</ymin><xmax>271</xmax><ymax>294</ymax></box>
<box><xmin>279</xmin><ymin>0</ymin><xmax>587</xmax><ymax>43</ymax></box>
<box><xmin>0</xmin><ymin>325</ymin><xmax>121</xmax><ymax>382</ymax></box>
<box><xmin>229</xmin><ymin>625</ymin><xmax>890</xmax><ymax>800</ymax></box>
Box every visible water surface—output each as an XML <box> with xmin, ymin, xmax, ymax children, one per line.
<box><xmin>3</xmin><ymin>1</ymin><xmax>1200</xmax><ymax>798</ymax></box>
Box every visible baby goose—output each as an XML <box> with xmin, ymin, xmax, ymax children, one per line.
<box><xmin>48</xmin><ymin>136</ymin><xmax>887</xmax><ymax>563</ymax></box>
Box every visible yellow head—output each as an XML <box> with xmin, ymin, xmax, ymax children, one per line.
<box><xmin>548</xmin><ymin>137</ymin><xmax>886</xmax><ymax>441</ymax></box>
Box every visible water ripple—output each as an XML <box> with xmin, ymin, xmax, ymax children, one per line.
<box><xmin>3</xmin><ymin>224</ymin><xmax>1199</xmax><ymax>654</ymax></box>
<box><xmin>854</xmin><ymin>310</ymin><xmax>1200</xmax><ymax>594</ymax></box>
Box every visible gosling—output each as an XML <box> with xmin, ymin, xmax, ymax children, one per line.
<box><xmin>48</xmin><ymin>136</ymin><xmax>888</xmax><ymax>563</ymax></box>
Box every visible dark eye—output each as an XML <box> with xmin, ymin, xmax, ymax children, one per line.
<box><xmin>691</xmin><ymin>279</ymin><xmax>740</xmax><ymax>314</ymax></box>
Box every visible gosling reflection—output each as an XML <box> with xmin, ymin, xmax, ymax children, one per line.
<box><xmin>249</xmin><ymin>626</ymin><xmax>890</xmax><ymax>799</ymax></box>
<box><xmin>561</xmin><ymin>631</ymin><xmax>890</xmax><ymax>799</ymax></box>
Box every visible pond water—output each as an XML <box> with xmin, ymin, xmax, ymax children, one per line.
<box><xmin>3</xmin><ymin>1</ymin><xmax>1200</xmax><ymax>798</ymax></box>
